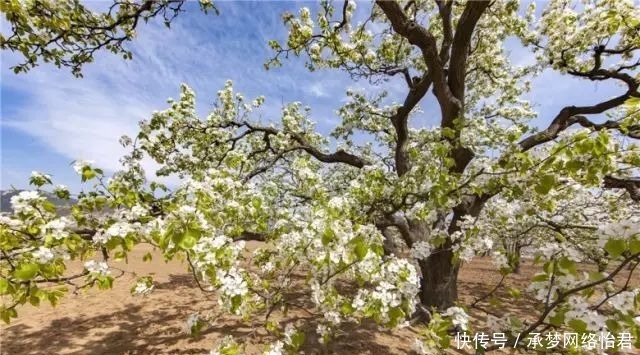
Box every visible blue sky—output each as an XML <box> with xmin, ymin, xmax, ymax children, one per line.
<box><xmin>0</xmin><ymin>1</ymin><xmax>624</xmax><ymax>192</ymax></box>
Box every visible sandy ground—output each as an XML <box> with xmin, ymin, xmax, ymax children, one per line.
<box><xmin>0</xmin><ymin>244</ymin><xmax>636</xmax><ymax>355</ymax></box>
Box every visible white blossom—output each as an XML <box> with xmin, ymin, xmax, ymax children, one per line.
<box><xmin>32</xmin><ymin>246</ymin><xmax>55</xmax><ymax>264</ymax></box>
<box><xmin>30</xmin><ymin>171</ymin><xmax>51</xmax><ymax>180</ymax></box>
<box><xmin>444</xmin><ymin>307</ymin><xmax>469</xmax><ymax>331</ymax></box>
<box><xmin>84</xmin><ymin>260</ymin><xmax>110</xmax><ymax>275</ymax></box>
<box><xmin>73</xmin><ymin>160</ymin><xmax>94</xmax><ymax>174</ymax></box>
<box><xmin>264</xmin><ymin>341</ymin><xmax>284</xmax><ymax>355</ymax></box>
<box><xmin>410</xmin><ymin>241</ymin><xmax>432</xmax><ymax>260</ymax></box>
<box><xmin>608</xmin><ymin>290</ymin><xmax>639</xmax><ymax>313</ymax></box>
<box><xmin>44</xmin><ymin>217</ymin><xmax>70</xmax><ymax>240</ymax></box>
<box><xmin>106</xmin><ymin>221</ymin><xmax>134</xmax><ymax>238</ymax></box>
<box><xmin>217</xmin><ymin>267</ymin><xmax>248</xmax><ymax>298</ymax></box>
<box><xmin>133</xmin><ymin>282</ymin><xmax>154</xmax><ymax>296</ymax></box>
<box><xmin>10</xmin><ymin>190</ymin><xmax>43</xmax><ymax>213</ymax></box>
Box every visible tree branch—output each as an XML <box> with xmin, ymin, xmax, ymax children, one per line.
<box><xmin>603</xmin><ymin>176</ymin><xmax>640</xmax><ymax>202</ymax></box>
<box><xmin>518</xmin><ymin>92</ymin><xmax>638</xmax><ymax>151</ymax></box>
<box><xmin>375</xmin><ymin>0</ymin><xmax>451</xmax><ymax>112</ymax></box>
<box><xmin>446</xmin><ymin>0</ymin><xmax>490</xmax><ymax>104</ymax></box>
<box><xmin>229</xmin><ymin>121</ymin><xmax>369</xmax><ymax>169</ymax></box>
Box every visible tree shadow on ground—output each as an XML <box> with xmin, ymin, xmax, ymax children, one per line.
<box><xmin>1</xmin><ymin>273</ymin><xmax>414</xmax><ymax>355</ymax></box>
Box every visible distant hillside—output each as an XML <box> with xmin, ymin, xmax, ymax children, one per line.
<box><xmin>1</xmin><ymin>190</ymin><xmax>76</xmax><ymax>215</ymax></box>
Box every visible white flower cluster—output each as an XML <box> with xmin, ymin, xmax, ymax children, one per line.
<box><xmin>538</xmin><ymin>241</ymin><xmax>583</xmax><ymax>262</ymax></box>
<box><xmin>539</xmin><ymin>242</ymin><xmax>562</xmax><ymax>260</ymax></box>
<box><xmin>444</xmin><ymin>306</ymin><xmax>470</xmax><ymax>331</ymax></box>
<box><xmin>491</xmin><ymin>251</ymin><xmax>510</xmax><ymax>270</ymax></box>
<box><xmin>0</xmin><ymin>215</ymin><xmax>22</xmax><ymax>228</ymax></box>
<box><xmin>93</xmin><ymin>221</ymin><xmax>136</xmax><ymax>244</ymax></box>
<box><xmin>177</xmin><ymin>205</ymin><xmax>197</xmax><ymax>217</ymax></box>
<box><xmin>106</xmin><ymin>221</ymin><xmax>135</xmax><ymax>238</ymax></box>
<box><xmin>371</xmin><ymin>281</ymin><xmax>404</xmax><ymax>313</ymax></box>
<box><xmin>167</xmin><ymin>206</ymin><xmax>252</xmax><ymax>314</ymax></box>
<box><xmin>267</xmin><ymin>207</ymin><xmax>421</xmax><ymax>334</ymax></box>
<box><xmin>73</xmin><ymin>160</ymin><xmax>94</xmax><ymax>174</ymax></box>
<box><xmin>413</xmin><ymin>339</ymin><xmax>429</xmax><ymax>355</ymax></box>
<box><xmin>352</xmin><ymin>258</ymin><xmax>420</xmax><ymax>324</ymax></box>
<box><xmin>528</xmin><ymin>272</ymin><xmax>585</xmax><ymax>302</ymax></box>
<box><xmin>44</xmin><ymin>217</ymin><xmax>70</xmax><ymax>240</ymax></box>
<box><xmin>263</xmin><ymin>341</ymin><xmax>284</xmax><ymax>355</ymax></box>
<box><xmin>564</xmin><ymin>296</ymin><xmax>606</xmax><ymax>332</ymax></box>
<box><xmin>316</xmin><ymin>323</ymin><xmax>330</xmax><ymax>344</ymax></box>
<box><xmin>133</xmin><ymin>281</ymin><xmax>154</xmax><ymax>296</ymax></box>
<box><xmin>608</xmin><ymin>290</ymin><xmax>639</xmax><ymax>314</ymax></box>
<box><xmin>217</xmin><ymin>267</ymin><xmax>248</xmax><ymax>298</ymax></box>
<box><xmin>454</xmin><ymin>235</ymin><xmax>493</xmax><ymax>262</ymax></box>
<box><xmin>123</xmin><ymin>205</ymin><xmax>148</xmax><ymax>220</ymax></box>
<box><xmin>84</xmin><ymin>260</ymin><xmax>110</xmax><ymax>275</ymax></box>
<box><xmin>32</xmin><ymin>246</ymin><xmax>55</xmax><ymax>264</ymax></box>
<box><xmin>10</xmin><ymin>191</ymin><xmax>44</xmax><ymax>214</ymax></box>
<box><xmin>599</xmin><ymin>219</ymin><xmax>640</xmax><ymax>239</ymax></box>
<box><xmin>283</xmin><ymin>323</ymin><xmax>298</xmax><ymax>346</ymax></box>
<box><xmin>410</xmin><ymin>241</ymin><xmax>432</xmax><ymax>260</ymax></box>
<box><xmin>192</xmin><ymin>235</ymin><xmax>246</xmax><ymax>273</ymax></box>
<box><xmin>30</xmin><ymin>171</ymin><xmax>50</xmax><ymax>179</ymax></box>
<box><xmin>30</xmin><ymin>171</ymin><xmax>52</xmax><ymax>185</ymax></box>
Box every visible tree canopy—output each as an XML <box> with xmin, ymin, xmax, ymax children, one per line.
<box><xmin>1</xmin><ymin>0</ymin><xmax>640</xmax><ymax>353</ymax></box>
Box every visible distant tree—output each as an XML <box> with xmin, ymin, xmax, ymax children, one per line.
<box><xmin>2</xmin><ymin>0</ymin><xmax>640</xmax><ymax>353</ymax></box>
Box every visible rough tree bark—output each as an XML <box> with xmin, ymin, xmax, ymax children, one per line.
<box><xmin>419</xmin><ymin>242</ymin><xmax>459</xmax><ymax>309</ymax></box>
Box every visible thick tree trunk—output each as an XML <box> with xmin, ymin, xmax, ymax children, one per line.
<box><xmin>513</xmin><ymin>245</ymin><xmax>522</xmax><ymax>274</ymax></box>
<box><xmin>415</xmin><ymin>195</ymin><xmax>490</xmax><ymax>309</ymax></box>
<box><xmin>512</xmin><ymin>258</ymin><xmax>521</xmax><ymax>274</ymax></box>
<box><xmin>418</xmin><ymin>242</ymin><xmax>459</xmax><ymax>310</ymax></box>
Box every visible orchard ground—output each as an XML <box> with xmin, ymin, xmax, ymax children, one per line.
<box><xmin>1</xmin><ymin>243</ymin><xmax>637</xmax><ymax>355</ymax></box>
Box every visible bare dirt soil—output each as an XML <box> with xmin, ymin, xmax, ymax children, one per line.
<box><xmin>0</xmin><ymin>244</ymin><xmax>637</xmax><ymax>354</ymax></box>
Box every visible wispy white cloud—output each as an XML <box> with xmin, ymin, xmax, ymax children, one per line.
<box><xmin>0</xmin><ymin>2</ymin><xmax>357</xmax><ymax>189</ymax></box>
<box><xmin>307</xmin><ymin>82</ymin><xmax>330</xmax><ymax>98</ymax></box>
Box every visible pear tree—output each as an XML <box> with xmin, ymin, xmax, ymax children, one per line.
<box><xmin>2</xmin><ymin>0</ymin><xmax>640</xmax><ymax>353</ymax></box>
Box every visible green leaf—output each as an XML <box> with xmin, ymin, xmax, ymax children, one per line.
<box><xmin>386</xmin><ymin>307</ymin><xmax>405</xmax><ymax>328</ymax></box>
<box><xmin>290</xmin><ymin>331</ymin><xmax>305</xmax><ymax>350</ymax></box>
<box><xmin>42</xmin><ymin>200</ymin><xmax>56</xmax><ymax>213</ymax></box>
<box><xmin>81</xmin><ymin>167</ymin><xmax>97</xmax><ymax>182</ymax></box>
<box><xmin>604</xmin><ymin>239</ymin><xmax>626</xmax><ymax>258</ymax></box>
<box><xmin>629</xmin><ymin>238</ymin><xmax>640</xmax><ymax>254</ymax></box>
<box><xmin>558</xmin><ymin>257</ymin><xmax>577</xmax><ymax>275</ymax></box>
<box><xmin>606</xmin><ymin>319</ymin><xmax>621</xmax><ymax>334</ymax></box>
<box><xmin>588</xmin><ymin>271</ymin><xmax>605</xmax><ymax>281</ymax></box>
<box><xmin>549</xmin><ymin>310</ymin><xmax>565</xmax><ymax>327</ymax></box>
<box><xmin>179</xmin><ymin>228</ymin><xmax>199</xmax><ymax>250</ymax></box>
<box><xmin>442</xmin><ymin>127</ymin><xmax>455</xmax><ymax>139</ymax></box>
<box><xmin>341</xmin><ymin>302</ymin><xmax>354</xmax><ymax>315</ymax></box>
<box><xmin>97</xmin><ymin>276</ymin><xmax>114</xmax><ymax>290</ymax></box>
<box><xmin>29</xmin><ymin>295</ymin><xmax>41</xmax><ymax>306</ymax></box>
<box><xmin>534</xmin><ymin>174</ymin><xmax>556</xmax><ymax>195</ymax></box>
<box><xmin>0</xmin><ymin>307</ymin><xmax>17</xmax><ymax>324</ymax></box>
<box><xmin>230</xmin><ymin>295</ymin><xmax>242</xmax><ymax>313</ymax></box>
<box><xmin>507</xmin><ymin>287</ymin><xmax>521</xmax><ymax>299</ymax></box>
<box><xmin>532</xmin><ymin>273</ymin><xmax>548</xmax><ymax>282</ymax></box>
<box><xmin>351</xmin><ymin>236</ymin><xmax>368</xmax><ymax>260</ymax></box>
<box><xmin>113</xmin><ymin>251</ymin><xmax>127</xmax><ymax>261</ymax></box>
<box><xmin>14</xmin><ymin>263</ymin><xmax>39</xmax><ymax>280</ymax></box>
<box><xmin>0</xmin><ymin>279</ymin><xmax>8</xmax><ymax>294</ymax></box>
<box><xmin>142</xmin><ymin>252</ymin><xmax>153</xmax><ymax>262</ymax></box>
<box><xmin>568</xmin><ymin>319</ymin><xmax>587</xmax><ymax>333</ymax></box>
<box><xmin>321</xmin><ymin>228</ymin><xmax>334</xmax><ymax>246</ymax></box>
